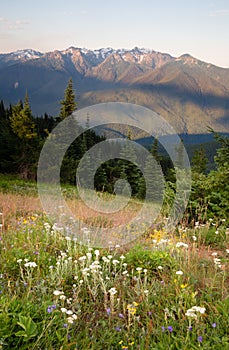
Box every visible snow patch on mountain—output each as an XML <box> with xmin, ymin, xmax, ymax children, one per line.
<box><xmin>11</xmin><ymin>49</ymin><xmax>43</xmax><ymax>59</ymax></box>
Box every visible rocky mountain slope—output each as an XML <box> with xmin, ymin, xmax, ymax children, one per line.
<box><xmin>0</xmin><ymin>47</ymin><xmax>228</xmax><ymax>134</ymax></box>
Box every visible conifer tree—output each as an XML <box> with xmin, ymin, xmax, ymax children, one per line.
<box><xmin>9</xmin><ymin>93</ymin><xmax>38</xmax><ymax>178</ymax></box>
<box><xmin>118</xmin><ymin>137</ymin><xmax>141</xmax><ymax>197</ymax></box>
<box><xmin>10</xmin><ymin>93</ymin><xmax>36</xmax><ymax>140</ymax></box>
<box><xmin>191</xmin><ymin>146</ymin><xmax>208</xmax><ymax>174</ymax></box>
<box><xmin>59</xmin><ymin>78</ymin><xmax>77</xmax><ymax>120</ymax></box>
<box><xmin>151</xmin><ymin>137</ymin><xmax>160</xmax><ymax>162</ymax></box>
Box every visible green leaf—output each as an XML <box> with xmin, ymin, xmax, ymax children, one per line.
<box><xmin>16</xmin><ymin>315</ymin><xmax>38</xmax><ymax>340</ymax></box>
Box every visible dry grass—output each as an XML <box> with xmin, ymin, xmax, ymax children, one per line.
<box><xmin>0</xmin><ymin>193</ymin><xmax>42</xmax><ymax>228</ymax></box>
<box><xmin>0</xmin><ymin>191</ymin><xmax>144</xmax><ymax>230</ymax></box>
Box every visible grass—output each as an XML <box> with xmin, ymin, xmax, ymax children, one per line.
<box><xmin>0</xmin><ymin>176</ymin><xmax>229</xmax><ymax>349</ymax></box>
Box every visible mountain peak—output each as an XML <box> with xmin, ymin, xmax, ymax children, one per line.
<box><xmin>0</xmin><ymin>45</ymin><xmax>228</xmax><ymax>134</ymax></box>
<box><xmin>10</xmin><ymin>49</ymin><xmax>43</xmax><ymax>59</ymax></box>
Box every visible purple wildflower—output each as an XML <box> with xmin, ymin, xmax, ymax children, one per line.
<box><xmin>188</xmin><ymin>326</ymin><xmax>193</xmax><ymax>331</ymax></box>
<box><xmin>167</xmin><ymin>326</ymin><xmax>173</xmax><ymax>333</ymax></box>
<box><xmin>106</xmin><ymin>308</ymin><xmax>111</xmax><ymax>315</ymax></box>
<box><xmin>118</xmin><ymin>313</ymin><xmax>125</xmax><ymax>319</ymax></box>
<box><xmin>47</xmin><ymin>305</ymin><xmax>56</xmax><ymax>313</ymax></box>
<box><xmin>115</xmin><ymin>326</ymin><xmax>121</xmax><ymax>331</ymax></box>
<box><xmin>161</xmin><ymin>326</ymin><xmax>165</xmax><ymax>332</ymax></box>
<box><xmin>63</xmin><ymin>323</ymin><xmax>68</xmax><ymax>328</ymax></box>
<box><xmin>212</xmin><ymin>322</ymin><xmax>217</xmax><ymax>328</ymax></box>
<box><xmin>198</xmin><ymin>336</ymin><xmax>203</xmax><ymax>343</ymax></box>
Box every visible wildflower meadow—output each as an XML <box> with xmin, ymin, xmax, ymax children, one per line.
<box><xmin>0</xmin><ymin>178</ymin><xmax>229</xmax><ymax>350</ymax></box>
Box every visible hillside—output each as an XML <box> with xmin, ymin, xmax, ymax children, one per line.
<box><xmin>0</xmin><ymin>47</ymin><xmax>228</xmax><ymax>134</ymax></box>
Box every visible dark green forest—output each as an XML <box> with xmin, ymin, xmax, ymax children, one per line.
<box><xmin>0</xmin><ymin>79</ymin><xmax>228</xmax><ymax>225</ymax></box>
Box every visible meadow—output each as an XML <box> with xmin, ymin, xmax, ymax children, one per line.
<box><xmin>0</xmin><ymin>175</ymin><xmax>229</xmax><ymax>350</ymax></box>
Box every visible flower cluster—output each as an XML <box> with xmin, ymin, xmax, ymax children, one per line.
<box><xmin>185</xmin><ymin>306</ymin><xmax>206</xmax><ymax>319</ymax></box>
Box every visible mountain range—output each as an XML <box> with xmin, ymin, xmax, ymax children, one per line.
<box><xmin>0</xmin><ymin>46</ymin><xmax>229</xmax><ymax>135</ymax></box>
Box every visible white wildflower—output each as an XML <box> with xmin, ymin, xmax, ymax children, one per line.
<box><xmin>185</xmin><ymin>310</ymin><xmax>197</xmax><ymax>319</ymax></box>
<box><xmin>136</xmin><ymin>267</ymin><xmax>142</xmax><ymax>272</ymax></box>
<box><xmin>67</xmin><ymin>317</ymin><xmax>74</xmax><ymax>324</ymax></box>
<box><xmin>24</xmin><ymin>262</ymin><xmax>37</xmax><ymax>268</ymax></box>
<box><xmin>53</xmin><ymin>290</ymin><xmax>64</xmax><ymax>296</ymax></box>
<box><xmin>78</xmin><ymin>256</ymin><xmax>86</xmax><ymax>262</ymax></box>
<box><xmin>176</xmin><ymin>270</ymin><xmax>183</xmax><ymax>275</ymax></box>
<box><xmin>66</xmin><ymin>310</ymin><xmax>73</xmax><ymax>315</ymax></box>
<box><xmin>191</xmin><ymin>306</ymin><xmax>206</xmax><ymax>314</ymax></box>
<box><xmin>102</xmin><ymin>256</ymin><xmax>109</xmax><ymax>263</ymax></box>
<box><xmin>109</xmin><ymin>287</ymin><xmax>117</xmax><ymax>295</ymax></box>
<box><xmin>94</xmin><ymin>249</ymin><xmax>100</xmax><ymax>256</ymax></box>
<box><xmin>185</xmin><ymin>306</ymin><xmax>205</xmax><ymax>319</ymax></box>
<box><xmin>112</xmin><ymin>259</ymin><xmax>119</xmax><ymax>265</ymax></box>
<box><xmin>86</xmin><ymin>252</ymin><xmax>92</xmax><ymax>259</ymax></box>
<box><xmin>176</xmin><ymin>242</ymin><xmax>188</xmax><ymax>248</ymax></box>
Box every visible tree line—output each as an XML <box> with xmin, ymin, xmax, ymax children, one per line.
<box><xmin>0</xmin><ymin>78</ymin><xmax>228</xmax><ymax>224</ymax></box>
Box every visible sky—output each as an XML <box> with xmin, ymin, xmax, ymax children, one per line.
<box><xmin>0</xmin><ymin>0</ymin><xmax>228</xmax><ymax>67</ymax></box>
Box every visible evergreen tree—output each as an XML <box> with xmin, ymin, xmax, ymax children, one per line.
<box><xmin>213</xmin><ymin>132</ymin><xmax>229</xmax><ymax>169</ymax></box>
<box><xmin>206</xmin><ymin>132</ymin><xmax>229</xmax><ymax>222</ymax></box>
<box><xmin>151</xmin><ymin>137</ymin><xmax>160</xmax><ymax>162</ymax></box>
<box><xmin>143</xmin><ymin>153</ymin><xmax>164</xmax><ymax>202</ymax></box>
<box><xmin>0</xmin><ymin>101</ymin><xmax>18</xmax><ymax>173</ymax></box>
<box><xmin>59</xmin><ymin>78</ymin><xmax>77</xmax><ymax>121</ymax></box>
<box><xmin>9</xmin><ymin>93</ymin><xmax>38</xmax><ymax>178</ymax></box>
<box><xmin>0</xmin><ymin>100</ymin><xmax>6</xmax><ymax>120</ymax></box>
<box><xmin>174</xmin><ymin>139</ymin><xmax>185</xmax><ymax>168</ymax></box>
<box><xmin>191</xmin><ymin>146</ymin><xmax>208</xmax><ymax>174</ymax></box>
<box><xmin>94</xmin><ymin>148</ymin><xmax>107</xmax><ymax>192</ymax></box>
<box><xmin>10</xmin><ymin>94</ymin><xmax>36</xmax><ymax>140</ymax></box>
<box><xmin>118</xmin><ymin>138</ymin><xmax>141</xmax><ymax>197</ymax></box>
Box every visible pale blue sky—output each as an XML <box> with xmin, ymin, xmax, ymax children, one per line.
<box><xmin>0</xmin><ymin>0</ymin><xmax>228</xmax><ymax>67</ymax></box>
